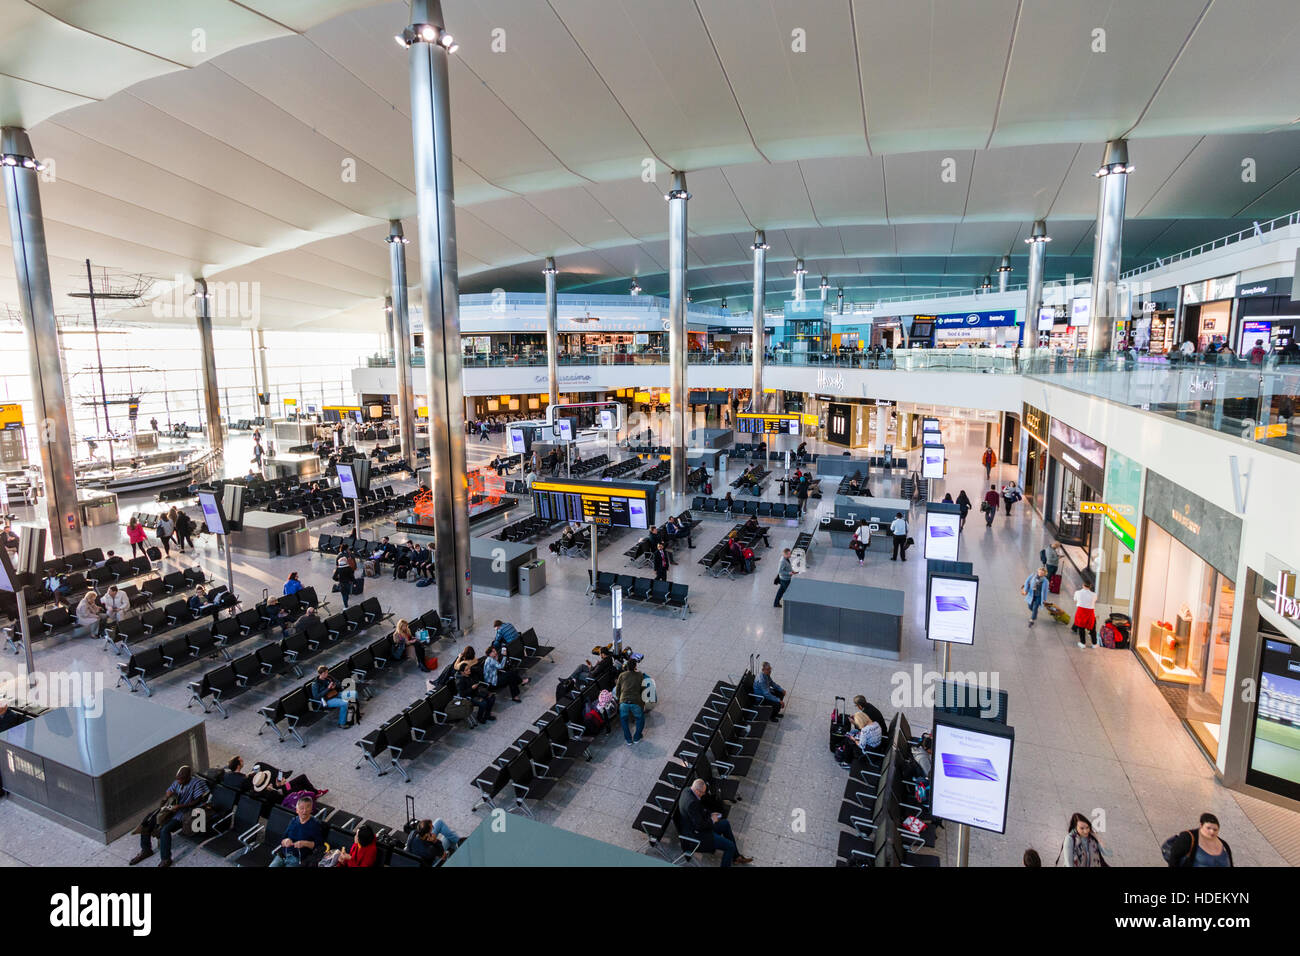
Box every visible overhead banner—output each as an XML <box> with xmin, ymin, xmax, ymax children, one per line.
<box><xmin>933</xmin><ymin>310</ymin><xmax>1018</xmax><ymax>329</ymax></box>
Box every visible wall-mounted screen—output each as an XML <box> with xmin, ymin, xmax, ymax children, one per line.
<box><xmin>736</xmin><ymin>413</ymin><xmax>801</xmax><ymax>435</ymax></box>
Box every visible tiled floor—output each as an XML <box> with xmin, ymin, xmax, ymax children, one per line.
<box><xmin>0</xmin><ymin>418</ymin><xmax>1293</xmax><ymax>867</ymax></box>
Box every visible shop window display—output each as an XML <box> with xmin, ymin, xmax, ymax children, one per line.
<box><xmin>1134</xmin><ymin>521</ymin><xmax>1234</xmax><ymax>756</ymax></box>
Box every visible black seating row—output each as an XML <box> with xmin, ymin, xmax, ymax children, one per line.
<box><xmin>836</xmin><ymin>713</ymin><xmax>939</xmax><ymax>868</ymax></box>
<box><xmin>691</xmin><ymin>496</ymin><xmax>801</xmax><ymax>520</ymax></box>
<box><xmin>4</xmin><ymin>554</ymin><xmax>158</xmax><ymax>620</ymax></box>
<box><xmin>588</xmin><ymin>571</ymin><xmax>688</xmax><ymax>619</ymax></box>
<box><xmin>599</xmin><ymin>457</ymin><xmax>642</xmax><ymax>479</ymax></box>
<box><xmin>632</xmin><ymin>661</ymin><xmax>772</xmax><ymax>863</ymax></box>
<box><xmin>5</xmin><ymin>566</ymin><xmax>212</xmax><ymax>654</ymax></box>
<box><xmin>570</xmin><ymin>454</ymin><xmax>611</xmax><ymax>477</ymax></box>
<box><xmin>696</xmin><ymin>519</ymin><xmax>768</xmax><ymax>578</ymax></box>
<box><xmin>638</xmin><ymin>460</ymin><xmax>670</xmax><ymax>483</ymax></box>
<box><xmin>471</xmin><ymin>650</ymin><xmax>617</xmax><ymax>815</ymax></box>
<box><xmin>117</xmin><ymin>588</ymin><xmax>323</xmax><ymax>694</ymax></box>
<box><xmin>494</xmin><ymin>514</ymin><xmax>558</xmax><ymax>543</ymax></box>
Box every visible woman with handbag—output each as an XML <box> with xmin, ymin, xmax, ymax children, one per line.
<box><xmin>1001</xmin><ymin>480</ymin><xmax>1021</xmax><ymax>516</ymax></box>
<box><xmin>1057</xmin><ymin>813</ymin><xmax>1108</xmax><ymax>867</ymax></box>
<box><xmin>850</xmin><ymin>523</ymin><xmax>870</xmax><ymax>565</ymax></box>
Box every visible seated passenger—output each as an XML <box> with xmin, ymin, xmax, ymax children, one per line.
<box><xmin>492</xmin><ymin>620</ymin><xmax>519</xmax><ymax>650</ymax></box>
<box><xmin>405</xmin><ymin>818</ymin><xmax>461</xmax><ymax>864</ymax></box>
<box><xmin>269</xmin><ymin>795</ymin><xmax>323</xmax><ymax>867</ymax></box>
<box><xmin>283</xmin><ymin>571</ymin><xmax>304</xmax><ymax>596</ymax></box>
<box><xmin>483</xmin><ymin>644</ymin><xmax>529</xmax><ymax>702</ymax></box>
<box><xmin>337</xmin><ymin>824</ymin><xmax>379</xmax><ymax>867</ymax></box>
<box><xmin>129</xmin><ymin>765</ymin><xmax>210</xmax><ymax>868</ymax></box>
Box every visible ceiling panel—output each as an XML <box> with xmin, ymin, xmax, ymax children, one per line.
<box><xmin>461</xmin><ymin>196</ymin><xmax>584</xmax><ymax>258</ymax></box>
<box><xmin>698</xmin><ymin>0</ymin><xmax>866</xmax><ymax>162</ymax></box>
<box><xmin>855</xmin><ymin>0</ymin><xmax>1019</xmax><ymax>154</ymax></box>
<box><xmin>1136</xmin><ymin>0</ymin><xmax>1300</xmax><ymax>138</ymax></box>
<box><xmin>801</xmin><ymin>156</ymin><xmax>888</xmax><ymax>225</ymax></box>
<box><xmin>524</xmin><ymin>187</ymin><xmax>637</xmax><ymax>250</ymax></box>
<box><xmin>991</xmin><ymin>0</ymin><xmax>1208</xmax><ymax>148</ymax></box>
<box><xmin>883</xmin><ymin>150</ymin><xmax>975</xmax><ymax>222</ymax></box>
<box><xmin>1139</xmin><ymin>131</ymin><xmax>1300</xmax><ymax>219</ymax></box>
<box><xmin>548</xmin><ymin>0</ymin><xmax>761</xmax><ymax>170</ymax></box>
<box><xmin>721</xmin><ymin>161</ymin><xmax>818</xmax><ymax>230</ymax></box>
<box><xmin>964</xmin><ymin>144</ymin><xmax>1080</xmax><ymax>221</ymax></box>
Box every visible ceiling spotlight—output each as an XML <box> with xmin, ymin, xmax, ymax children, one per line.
<box><xmin>394</xmin><ymin>33</ymin><xmax>408</xmax><ymax>47</ymax></box>
<box><xmin>447</xmin><ymin>42</ymin><xmax>459</xmax><ymax>54</ymax></box>
<box><xmin>419</xmin><ymin>24</ymin><xmax>436</xmax><ymax>42</ymax></box>
<box><xmin>629</xmin><ymin>279</ymin><xmax>642</xmax><ymax>295</ymax></box>
<box><xmin>1095</xmin><ymin>140</ymin><xmax>1133</xmax><ymax>177</ymax></box>
<box><xmin>793</xmin><ymin>260</ymin><xmax>807</xmax><ymax>275</ymax></box>
<box><xmin>1025</xmin><ymin>220</ymin><xmax>1051</xmax><ymax>244</ymax></box>
<box><xmin>440</xmin><ymin>32</ymin><xmax>454</xmax><ymax>48</ymax></box>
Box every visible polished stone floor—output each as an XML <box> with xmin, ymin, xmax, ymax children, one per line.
<box><xmin>0</xmin><ymin>418</ymin><xmax>1292</xmax><ymax>867</ymax></box>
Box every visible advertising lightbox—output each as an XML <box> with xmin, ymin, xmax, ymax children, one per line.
<box><xmin>924</xmin><ymin>510</ymin><xmax>961</xmax><ymax>562</ymax></box>
<box><xmin>922</xmin><ymin>443</ymin><xmax>945</xmax><ymax>480</ymax></box>
<box><xmin>931</xmin><ymin>712</ymin><xmax>1015</xmax><ymax>835</ymax></box>
<box><xmin>197</xmin><ymin>491</ymin><xmax>227</xmax><ymax>536</ymax></box>
<box><xmin>925</xmin><ymin>571</ymin><xmax>978</xmax><ymax>645</ymax></box>
<box><xmin>337</xmin><ymin>463</ymin><xmax>358</xmax><ymax>500</ymax></box>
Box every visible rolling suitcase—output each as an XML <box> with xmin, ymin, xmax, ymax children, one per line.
<box><xmin>1048</xmin><ymin>573</ymin><xmax>1062</xmax><ymax>594</ymax></box>
<box><xmin>829</xmin><ymin>695</ymin><xmax>851</xmax><ymax>753</ymax></box>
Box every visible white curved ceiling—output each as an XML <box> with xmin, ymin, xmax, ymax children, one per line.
<box><xmin>1</xmin><ymin>0</ymin><xmax>1299</xmax><ymax>327</ymax></box>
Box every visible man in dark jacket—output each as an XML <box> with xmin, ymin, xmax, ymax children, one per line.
<box><xmin>677</xmin><ymin>779</ymin><xmax>752</xmax><ymax>866</ymax></box>
<box><xmin>653</xmin><ymin>542</ymin><xmax>671</xmax><ymax>581</ymax></box>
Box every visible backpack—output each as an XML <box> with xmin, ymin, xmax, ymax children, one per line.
<box><xmin>415</xmin><ymin>578</ymin><xmax>432</xmax><ymax>588</ymax></box>
<box><xmin>555</xmin><ymin>677</ymin><xmax>577</xmax><ymax>702</ymax></box>
<box><xmin>742</xmin><ymin>547</ymin><xmax>754</xmax><ymax>560</ymax></box>
<box><xmin>583</xmin><ymin>706</ymin><xmax>605</xmax><ymax>735</ymax></box>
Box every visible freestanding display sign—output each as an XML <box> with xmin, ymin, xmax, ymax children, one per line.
<box><xmin>925</xmin><ymin>571</ymin><xmax>979</xmax><ymax>646</ymax></box>
<box><xmin>923</xmin><ymin>501</ymin><xmax>962</xmax><ymax>561</ymax></box>
<box><xmin>931</xmin><ymin>711</ymin><xmax>1015</xmax><ymax>836</ymax></box>
<box><xmin>922</xmin><ymin>443</ymin><xmax>946</xmax><ymax>480</ymax></box>
<box><xmin>198</xmin><ymin>490</ymin><xmax>236</xmax><ymax>594</ymax></box>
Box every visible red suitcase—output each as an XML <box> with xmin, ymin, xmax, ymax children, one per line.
<box><xmin>1048</xmin><ymin>573</ymin><xmax>1061</xmax><ymax>594</ymax></box>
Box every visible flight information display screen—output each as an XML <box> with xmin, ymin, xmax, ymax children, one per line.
<box><xmin>736</xmin><ymin>413</ymin><xmax>801</xmax><ymax>435</ymax></box>
<box><xmin>532</xmin><ymin>479</ymin><xmax>652</xmax><ymax>529</ymax></box>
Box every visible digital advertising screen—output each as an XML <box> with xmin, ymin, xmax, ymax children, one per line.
<box><xmin>924</xmin><ymin>510</ymin><xmax>961</xmax><ymax>561</ymax></box>
<box><xmin>925</xmin><ymin>572</ymin><xmax>979</xmax><ymax>645</ymax></box>
<box><xmin>922</xmin><ymin>443</ymin><xmax>945</xmax><ymax>480</ymax></box>
<box><xmin>0</xmin><ymin>544</ymin><xmax>16</xmax><ymax>593</ymax></box>
<box><xmin>599</xmin><ymin>409</ymin><xmax>616</xmax><ymax>430</ymax></box>
<box><xmin>931</xmin><ymin>712</ymin><xmax>1015</xmax><ymax>834</ymax></box>
<box><xmin>337</xmin><ymin>463</ymin><xmax>358</xmax><ymax>500</ymax></box>
<box><xmin>1246</xmin><ymin>637</ymin><xmax>1300</xmax><ymax>800</ymax></box>
<box><xmin>197</xmin><ymin>491</ymin><xmax>226</xmax><ymax>536</ymax></box>
<box><xmin>922</xmin><ymin>417</ymin><xmax>941</xmax><ymax>435</ymax></box>
<box><xmin>507</xmin><ymin>427</ymin><xmax>528</xmax><ymax>455</ymax></box>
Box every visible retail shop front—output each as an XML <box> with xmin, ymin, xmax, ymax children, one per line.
<box><xmin>932</xmin><ymin>309</ymin><xmax>1021</xmax><ymax>348</ymax></box>
<box><xmin>1133</xmin><ymin>470</ymin><xmax>1241</xmax><ymax>763</ymax></box>
<box><xmin>1042</xmin><ymin>416</ymin><xmax>1105</xmax><ymax>576</ymax></box>
<box><xmin>1180</xmin><ymin>274</ymin><xmax>1237</xmax><ymax>352</ymax></box>
<box><xmin>1226</xmin><ymin>559</ymin><xmax>1300</xmax><ymax>806</ymax></box>
<box><xmin>1234</xmin><ymin>276</ymin><xmax>1298</xmax><ymax>356</ymax></box>
<box><xmin>1129</xmin><ymin>287</ymin><xmax>1178</xmax><ymax>354</ymax></box>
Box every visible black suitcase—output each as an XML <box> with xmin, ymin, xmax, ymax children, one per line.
<box><xmin>829</xmin><ymin>695</ymin><xmax>851</xmax><ymax>753</ymax></box>
<box><xmin>146</xmin><ymin>546</ymin><xmax>162</xmax><ymax>561</ymax></box>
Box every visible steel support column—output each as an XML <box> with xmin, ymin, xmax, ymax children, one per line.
<box><xmin>750</xmin><ymin>230</ymin><xmax>768</xmax><ymax>413</ymax></box>
<box><xmin>256</xmin><ymin>328</ymin><xmax>270</xmax><ymax>409</ymax></box>
<box><xmin>194</xmin><ymin>278</ymin><xmax>223</xmax><ymax>459</ymax></box>
<box><xmin>2</xmin><ymin>128</ymin><xmax>82</xmax><ymax>555</ymax></box>
<box><xmin>997</xmin><ymin>255</ymin><xmax>1012</xmax><ymax>294</ymax></box>
<box><xmin>543</xmin><ymin>257</ymin><xmax>559</xmax><ymax>407</ymax></box>
<box><xmin>406</xmin><ymin>0</ymin><xmax>472</xmax><ymax>633</ymax></box>
<box><xmin>1089</xmin><ymin>140</ymin><xmax>1130</xmax><ymax>355</ymax></box>
<box><xmin>1025</xmin><ymin>220</ymin><xmax>1050</xmax><ymax>346</ymax></box>
<box><xmin>666</xmin><ymin>171</ymin><xmax>689</xmax><ymax>497</ymax></box>
<box><xmin>386</xmin><ymin>221</ymin><xmax>417</xmax><ymax>466</ymax></box>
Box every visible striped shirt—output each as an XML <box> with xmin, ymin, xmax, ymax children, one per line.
<box><xmin>167</xmin><ymin>777</ymin><xmax>209</xmax><ymax>805</ymax></box>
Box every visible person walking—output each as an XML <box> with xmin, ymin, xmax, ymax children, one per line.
<box><xmin>773</xmin><ymin>548</ymin><xmax>795</xmax><ymax>608</ymax></box>
<box><xmin>1022</xmin><ymin>565</ymin><xmax>1051</xmax><ymax>627</ymax></box>
<box><xmin>981</xmin><ymin>445</ymin><xmax>996</xmax><ymax>480</ymax></box>
<box><xmin>851</xmin><ymin>523</ymin><xmax>870</xmax><ymax>565</ymax></box>
<box><xmin>174</xmin><ymin>509</ymin><xmax>196</xmax><ymax>553</ymax></box>
<box><xmin>155</xmin><ymin>512</ymin><xmax>174</xmax><ymax>557</ymax></box>
<box><xmin>1056</xmin><ymin>813</ymin><xmax>1107</xmax><ymax>867</ymax></box>
<box><xmin>982</xmin><ymin>485</ymin><xmax>999</xmax><ymax>527</ymax></box>
<box><xmin>1161</xmin><ymin>813</ymin><xmax>1233</xmax><ymax>867</ymax></box>
<box><xmin>1073</xmin><ymin>581</ymin><xmax>1098</xmax><ymax>648</ymax></box>
<box><xmin>1001</xmin><ymin>480</ymin><xmax>1021</xmax><ymax>516</ymax></box>
<box><xmin>615</xmin><ymin>658</ymin><xmax>645</xmax><ymax>745</ymax></box>
<box><xmin>955</xmin><ymin>489</ymin><xmax>972</xmax><ymax>530</ymax></box>
<box><xmin>889</xmin><ymin>512</ymin><xmax>909</xmax><ymax>561</ymax></box>
<box><xmin>334</xmin><ymin>550</ymin><xmax>357</xmax><ymax>608</ymax></box>
<box><xmin>127</xmin><ymin>517</ymin><xmax>148</xmax><ymax>559</ymax></box>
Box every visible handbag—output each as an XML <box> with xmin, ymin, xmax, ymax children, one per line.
<box><xmin>773</xmin><ymin>574</ymin><xmax>781</xmax><ymax>585</ymax></box>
